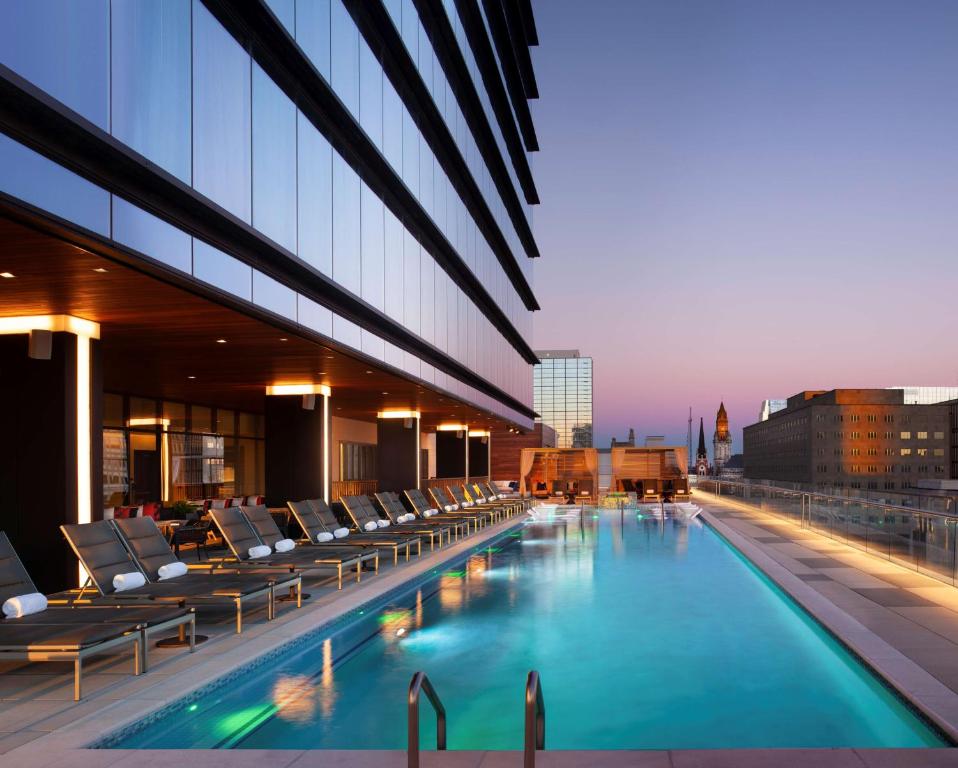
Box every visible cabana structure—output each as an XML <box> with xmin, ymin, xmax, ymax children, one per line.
<box><xmin>610</xmin><ymin>446</ymin><xmax>689</xmax><ymax>500</ymax></box>
<box><xmin>519</xmin><ymin>448</ymin><xmax>599</xmax><ymax>502</ymax></box>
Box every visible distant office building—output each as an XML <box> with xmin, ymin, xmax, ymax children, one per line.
<box><xmin>890</xmin><ymin>387</ymin><xmax>958</xmax><ymax>405</ymax></box>
<box><xmin>644</xmin><ymin>435</ymin><xmax>665</xmax><ymax>446</ymax></box>
<box><xmin>759</xmin><ymin>399</ymin><xmax>787</xmax><ymax>421</ymax></box>
<box><xmin>533</xmin><ymin>350</ymin><xmax>593</xmax><ymax>448</ymax></box>
<box><xmin>744</xmin><ymin>389</ymin><xmax>952</xmax><ymax>491</ymax></box>
<box><xmin>713</xmin><ymin>402</ymin><xmax>733</xmax><ymax>474</ymax></box>
<box><xmin>611</xmin><ymin>428</ymin><xmax>636</xmax><ymax>448</ymax></box>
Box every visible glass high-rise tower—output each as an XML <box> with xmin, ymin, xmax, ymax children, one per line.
<box><xmin>533</xmin><ymin>350</ymin><xmax>593</xmax><ymax>448</ymax></box>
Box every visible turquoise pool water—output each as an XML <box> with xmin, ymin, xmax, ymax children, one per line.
<box><xmin>110</xmin><ymin>510</ymin><xmax>946</xmax><ymax>749</ymax></box>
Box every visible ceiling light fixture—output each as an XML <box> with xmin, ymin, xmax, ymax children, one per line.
<box><xmin>0</xmin><ymin>272</ymin><xmax>14</xmax><ymax>279</ymax></box>
<box><xmin>93</xmin><ymin>267</ymin><xmax>108</xmax><ymax>273</ymax></box>
<box><xmin>216</xmin><ymin>338</ymin><xmax>227</xmax><ymax>344</ymax></box>
<box><xmin>188</xmin><ymin>375</ymin><xmax>196</xmax><ymax>380</ymax></box>
<box><xmin>279</xmin><ymin>337</ymin><xmax>288</xmax><ymax>342</ymax></box>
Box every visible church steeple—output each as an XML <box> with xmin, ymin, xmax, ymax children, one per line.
<box><xmin>713</xmin><ymin>402</ymin><xmax>733</xmax><ymax>474</ymax></box>
<box><xmin>715</xmin><ymin>401</ymin><xmax>729</xmax><ymax>440</ymax></box>
<box><xmin>696</xmin><ymin>417</ymin><xmax>707</xmax><ymax>459</ymax></box>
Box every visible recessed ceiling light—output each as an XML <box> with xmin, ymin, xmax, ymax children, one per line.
<box><xmin>216</xmin><ymin>339</ymin><xmax>227</xmax><ymax>344</ymax></box>
<box><xmin>382</xmin><ymin>391</ymin><xmax>389</xmax><ymax>395</ymax></box>
<box><xmin>317</xmin><ymin>371</ymin><xmax>326</xmax><ymax>375</ymax></box>
<box><xmin>365</xmin><ymin>370</ymin><xmax>373</xmax><ymax>374</ymax></box>
<box><xmin>0</xmin><ymin>272</ymin><xmax>14</xmax><ymax>279</ymax></box>
<box><xmin>279</xmin><ymin>337</ymin><xmax>288</xmax><ymax>342</ymax></box>
<box><xmin>188</xmin><ymin>375</ymin><xmax>196</xmax><ymax>380</ymax></box>
<box><xmin>93</xmin><ymin>267</ymin><xmax>108</xmax><ymax>273</ymax></box>
<box><xmin>325</xmin><ymin>355</ymin><xmax>335</xmax><ymax>359</ymax></box>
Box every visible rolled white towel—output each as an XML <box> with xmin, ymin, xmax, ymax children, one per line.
<box><xmin>316</xmin><ymin>531</ymin><xmax>334</xmax><ymax>543</ymax></box>
<box><xmin>113</xmin><ymin>572</ymin><xmax>146</xmax><ymax>592</ymax></box>
<box><xmin>274</xmin><ymin>538</ymin><xmax>296</xmax><ymax>553</ymax></box>
<box><xmin>157</xmin><ymin>561</ymin><xmax>188</xmax><ymax>581</ymax></box>
<box><xmin>2</xmin><ymin>592</ymin><xmax>47</xmax><ymax>618</ymax></box>
<box><xmin>476</xmin><ymin>497</ymin><xmax>486</xmax><ymax>503</ymax></box>
<box><xmin>423</xmin><ymin>509</ymin><xmax>437</xmax><ymax>518</ymax></box>
<box><xmin>364</xmin><ymin>521</ymin><xmax>379</xmax><ymax>532</ymax></box>
<box><xmin>443</xmin><ymin>504</ymin><xmax>454</xmax><ymax>512</ymax></box>
<box><xmin>248</xmin><ymin>545</ymin><xmax>271</xmax><ymax>559</ymax></box>
<box><xmin>463</xmin><ymin>501</ymin><xmax>474</xmax><ymax>508</ymax></box>
<box><xmin>489</xmin><ymin>494</ymin><xmax>498</xmax><ymax>501</ymax></box>
<box><xmin>333</xmin><ymin>527</ymin><xmax>350</xmax><ymax>539</ymax></box>
<box><xmin>397</xmin><ymin>513</ymin><xmax>412</xmax><ymax>523</ymax></box>
<box><xmin>377</xmin><ymin>519</ymin><xmax>391</xmax><ymax>528</ymax></box>
<box><xmin>452</xmin><ymin>504</ymin><xmax>460</xmax><ymax>511</ymax></box>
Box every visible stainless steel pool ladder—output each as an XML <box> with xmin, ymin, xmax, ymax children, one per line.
<box><xmin>525</xmin><ymin>670</ymin><xmax>545</xmax><ymax>767</ymax></box>
<box><xmin>408</xmin><ymin>671</ymin><xmax>446</xmax><ymax>768</ymax></box>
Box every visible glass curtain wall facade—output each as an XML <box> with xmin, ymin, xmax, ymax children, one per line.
<box><xmin>0</xmin><ymin>0</ymin><xmax>541</xmax><ymax>427</ymax></box>
<box><xmin>533</xmin><ymin>351</ymin><xmax>594</xmax><ymax>448</ymax></box>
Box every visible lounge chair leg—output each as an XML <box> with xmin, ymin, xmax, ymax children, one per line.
<box><xmin>297</xmin><ymin>581</ymin><xmax>302</xmax><ymax>608</ymax></box>
<box><xmin>356</xmin><ymin>559</ymin><xmax>362</xmax><ymax>582</ymax></box>
<box><xmin>74</xmin><ymin>658</ymin><xmax>82</xmax><ymax>701</ymax></box>
<box><xmin>236</xmin><ymin>600</ymin><xmax>243</xmax><ymax>634</ymax></box>
<box><xmin>140</xmin><ymin>629</ymin><xmax>149</xmax><ymax>674</ymax></box>
<box><xmin>374</xmin><ymin>554</ymin><xmax>380</xmax><ymax>574</ymax></box>
<box><xmin>393</xmin><ymin>548</ymin><xmax>398</xmax><ymax>565</ymax></box>
<box><xmin>189</xmin><ymin>615</ymin><xmax>196</xmax><ymax>652</ymax></box>
<box><xmin>417</xmin><ymin>539</ymin><xmax>422</xmax><ymax>557</ymax></box>
<box><xmin>267</xmin><ymin>589</ymin><xmax>275</xmax><ymax>621</ymax></box>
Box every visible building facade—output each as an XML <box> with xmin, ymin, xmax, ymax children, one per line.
<box><xmin>713</xmin><ymin>402</ymin><xmax>733</xmax><ymax>474</ymax></box>
<box><xmin>533</xmin><ymin>349</ymin><xmax>594</xmax><ymax>448</ymax></box>
<box><xmin>759</xmin><ymin>399</ymin><xmax>787</xmax><ymax>422</ymax></box>
<box><xmin>744</xmin><ymin>390</ymin><xmax>952</xmax><ymax>491</ymax></box>
<box><xmin>0</xmin><ymin>0</ymin><xmax>542</xmax><ymax>591</ymax></box>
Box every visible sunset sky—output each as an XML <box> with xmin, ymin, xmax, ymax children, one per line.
<box><xmin>530</xmin><ymin>0</ymin><xmax>958</xmax><ymax>450</ymax></box>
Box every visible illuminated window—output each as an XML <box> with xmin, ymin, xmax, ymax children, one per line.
<box><xmin>917</xmin><ymin>431</ymin><xmax>928</xmax><ymax>440</ymax></box>
<box><xmin>901</xmin><ymin>448</ymin><xmax>912</xmax><ymax>456</ymax></box>
<box><xmin>900</xmin><ymin>431</ymin><xmax>911</xmax><ymax>440</ymax></box>
<box><xmin>934</xmin><ymin>431</ymin><xmax>945</xmax><ymax>440</ymax></box>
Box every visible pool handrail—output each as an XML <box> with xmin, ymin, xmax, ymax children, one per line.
<box><xmin>524</xmin><ymin>670</ymin><xmax>545</xmax><ymax>767</ymax></box>
<box><xmin>407</xmin><ymin>670</ymin><xmax>446</xmax><ymax>768</ymax></box>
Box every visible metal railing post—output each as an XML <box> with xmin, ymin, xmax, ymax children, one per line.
<box><xmin>524</xmin><ymin>670</ymin><xmax>545</xmax><ymax>768</ymax></box>
<box><xmin>408</xmin><ymin>671</ymin><xmax>446</xmax><ymax>768</ymax></box>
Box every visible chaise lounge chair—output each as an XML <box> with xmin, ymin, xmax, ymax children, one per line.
<box><xmin>0</xmin><ymin>532</ymin><xmax>194</xmax><ymax>698</ymax></box>
<box><xmin>373</xmin><ymin>492</ymin><xmax>460</xmax><ymax>548</ymax></box>
<box><xmin>405</xmin><ymin>488</ymin><xmax>483</xmax><ymax>534</ymax></box>
<box><xmin>289</xmin><ymin>499</ymin><xmax>416</xmax><ymax>565</ymax></box>
<box><xmin>340</xmin><ymin>496</ymin><xmax>425</xmax><ymax>558</ymax></box>
<box><xmin>448</xmin><ymin>486</ymin><xmax>505</xmax><ymax>523</ymax></box>
<box><xmin>467</xmin><ymin>483</ymin><xmax>522</xmax><ymax>517</ymax></box>
<box><xmin>427</xmin><ymin>487</ymin><xmax>495</xmax><ymax>528</ymax></box>
<box><xmin>62</xmin><ymin>520</ymin><xmax>300</xmax><ymax>634</ymax></box>
<box><xmin>239</xmin><ymin>504</ymin><xmax>379</xmax><ymax>588</ymax></box>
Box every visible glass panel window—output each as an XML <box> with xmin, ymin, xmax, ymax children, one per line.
<box><xmin>112</xmin><ymin>197</ymin><xmax>192</xmax><ymax>273</ymax></box>
<box><xmin>264</xmin><ymin>0</ymin><xmax>295</xmax><ymax>33</ymax></box>
<box><xmin>193</xmin><ymin>240</ymin><xmax>252</xmax><ymax>300</ymax></box>
<box><xmin>383</xmin><ymin>207</ymin><xmax>404</xmax><ymax>322</ymax></box>
<box><xmin>104</xmin><ymin>394</ymin><xmax>125</xmax><ymax>428</ymax></box>
<box><xmin>297</xmin><ymin>112</ymin><xmax>333</xmax><ymax>276</ymax></box>
<box><xmin>103</xmin><ymin>429</ymin><xmax>129</xmax><ymax>508</ymax></box>
<box><xmin>238</xmin><ymin>412</ymin><xmax>264</xmax><ymax>438</ymax></box>
<box><xmin>358</xmin><ymin>39</ymin><xmax>382</xmax><ymax>150</ymax></box>
<box><xmin>129</xmin><ymin>397</ymin><xmax>158</xmax><ymax>422</ymax></box>
<box><xmin>253</xmin><ymin>270</ymin><xmax>297</xmax><ymax>321</ymax></box>
<box><xmin>216</xmin><ymin>408</ymin><xmax>235</xmax><ymax>435</ymax></box>
<box><xmin>330</xmin><ymin>0</ymin><xmax>358</xmax><ymax>116</ymax></box>
<box><xmin>332</xmin><ymin>154</ymin><xmax>361</xmax><ymax>294</ymax></box>
<box><xmin>191</xmin><ymin>405</ymin><xmax>212</xmax><ymax>433</ymax></box>
<box><xmin>252</xmin><ymin>63</ymin><xmax>297</xmax><ymax>252</ymax></box>
<box><xmin>163</xmin><ymin>401</ymin><xmax>188</xmax><ymax>432</ymax></box>
<box><xmin>192</xmin><ymin>0</ymin><xmax>251</xmax><ymax>222</ymax></box>
<box><xmin>0</xmin><ymin>0</ymin><xmax>109</xmax><ymax>129</ymax></box>
<box><xmin>111</xmin><ymin>0</ymin><xmax>191</xmax><ymax>182</ymax></box>
<box><xmin>0</xmin><ymin>135</ymin><xmax>110</xmax><ymax>236</ymax></box>
<box><xmin>360</xmin><ymin>184</ymin><xmax>385</xmax><ymax>311</ymax></box>
<box><xmin>295</xmin><ymin>0</ymin><xmax>331</xmax><ymax>80</ymax></box>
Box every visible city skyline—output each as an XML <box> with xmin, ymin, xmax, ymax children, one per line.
<box><xmin>530</xmin><ymin>0</ymin><xmax>958</xmax><ymax>449</ymax></box>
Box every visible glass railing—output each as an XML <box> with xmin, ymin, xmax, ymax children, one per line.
<box><xmin>697</xmin><ymin>478</ymin><xmax>958</xmax><ymax>586</ymax></box>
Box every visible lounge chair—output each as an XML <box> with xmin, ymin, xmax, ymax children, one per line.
<box><xmin>480</xmin><ymin>481</ymin><xmax>532</xmax><ymax>512</ymax></box>
<box><xmin>62</xmin><ymin>520</ymin><xmax>300</xmax><ymax>634</ymax></box>
<box><xmin>207</xmin><ymin>507</ymin><xmax>358</xmax><ymax>591</ymax></box>
<box><xmin>240</xmin><ymin>504</ymin><xmax>378</xmax><ymax>588</ymax></box>
<box><xmin>467</xmin><ymin>483</ymin><xmax>522</xmax><ymax>516</ymax></box>
<box><xmin>374</xmin><ymin>492</ymin><xmax>461</xmax><ymax>547</ymax></box>
<box><xmin>293</xmin><ymin>499</ymin><xmax>416</xmax><ymax>565</ymax></box>
<box><xmin>405</xmin><ymin>488</ymin><xmax>483</xmax><ymax>533</ymax></box>
<box><xmin>448</xmin><ymin>486</ymin><xmax>505</xmax><ymax>523</ymax></box>
<box><xmin>340</xmin><ymin>496</ymin><xmax>425</xmax><ymax>558</ymax></box>
<box><xmin>427</xmin><ymin>487</ymin><xmax>495</xmax><ymax>528</ymax></box>
<box><xmin>1</xmin><ymin>532</ymin><xmax>191</xmax><ymax>698</ymax></box>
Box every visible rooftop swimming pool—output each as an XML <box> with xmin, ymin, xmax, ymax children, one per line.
<box><xmin>107</xmin><ymin>509</ymin><xmax>946</xmax><ymax>750</ymax></box>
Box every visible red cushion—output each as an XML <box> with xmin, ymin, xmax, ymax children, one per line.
<box><xmin>114</xmin><ymin>506</ymin><xmax>133</xmax><ymax>519</ymax></box>
<box><xmin>141</xmin><ymin>502</ymin><xmax>160</xmax><ymax>520</ymax></box>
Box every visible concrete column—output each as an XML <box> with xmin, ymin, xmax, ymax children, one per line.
<box><xmin>435</xmin><ymin>425</ymin><xmax>469</xmax><ymax>479</ymax></box>
<box><xmin>264</xmin><ymin>385</ymin><xmax>330</xmax><ymax>507</ymax></box>
<box><xmin>0</xmin><ymin>317</ymin><xmax>101</xmax><ymax>592</ymax></box>
<box><xmin>376</xmin><ymin>411</ymin><xmax>421</xmax><ymax>492</ymax></box>
<box><xmin>468</xmin><ymin>430</ymin><xmax>490</xmax><ymax>480</ymax></box>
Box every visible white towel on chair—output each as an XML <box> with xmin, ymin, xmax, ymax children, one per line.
<box><xmin>2</xmin><ymin>592</ymin><xmax>47</xmax><ymax>618</ymax></box>
<box><xmin>274</xmin><ymin>538</ymin><xmax>296</xmax><ymax>553</ymax></box>
<box><xmin>423</xmin><ymin>509</ymin><xmax>437</xmax><ymax>518</ymax></box>
<box><xmin>248</xmin><ymin>545</ymin><xmax>271</xmax><ymax>559</ymax></box>
<box><xmin>364</xmin><ymin>521</ymin><xmax>378</xmax><ymax>532</ymax></box>
<box><xmin>157</xmin><ymin>561</ymin><xmax>188</xmax><ymax>581</ymax></box>
<box><xmin>316</xmin><ymin>532</ymin><xmax>334</xmax><ymax>543</ymax></box>
<box><xmin>377</xmin><ymin>519</ymin><xmax>390</xmax><ymax>528</ymax></box>
<box><xmin>113</xmin><ymin>572</ymin><xmax>146</xmax><ymax>592</ymax></box>
<box><xmin>333</xmin><ymin>527</ymin><xmax>350</xmax><ymax>539</ymax></box>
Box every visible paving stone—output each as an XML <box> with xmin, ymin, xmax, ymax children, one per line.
<box><xmin>853</xmin><ymin>588</ymin><xmax>939</xmax><ymax>608</ymax></box>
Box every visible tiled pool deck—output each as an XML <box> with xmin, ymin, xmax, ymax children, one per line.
<box><xmin>5</xmin><ymin>497</ymin><xmax>958</xmax><ymax>767</ymax></box>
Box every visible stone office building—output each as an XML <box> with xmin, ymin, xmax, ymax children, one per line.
<box><xmin>743</xmin><ymin>389</ymin><xmax>952</xmax><ymax>491</ymax></box>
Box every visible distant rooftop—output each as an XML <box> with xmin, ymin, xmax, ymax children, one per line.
<box><xmin>534</xmin><ymin>349</ymin><xmax>582</xmax><ymax>359</ymax></box>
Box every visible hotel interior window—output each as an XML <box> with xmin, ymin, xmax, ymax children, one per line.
<box><xmin>917</xmin><ymin>431</ymin><xmax>928</xmax><ymax>440</ymax></box>
<box><xmin>934</xmin><ymin>431</ymin><xmax>945</xmax><ymax>440</ymax></box>
<box><xmin>341</xmin><ymin>442</ymin><xmax>377</xmax><ymax>481</ymax></box>
<box><xmin>901</xmin><ymin>448</ymin><xmax>912</xmax><ymax>456</ymax></box>
<box><xmin>934</xmin><ymin>448</ymin><xmax>945</xmax><ymax>457</ymax></box>
<box><xmin>917</xmin><ymin>448</ymin><xmax>928</xmax><ymax>457</ymax></box>
<box><xmin>900</xmin><ymin>431</ymin><xmax>911</xmax><ymax>440</ymax></box>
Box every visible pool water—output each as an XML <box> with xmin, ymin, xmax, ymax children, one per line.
<box><xmin>111</xmin><ymin>510</ymin><xmax>946</xmax><ymax>749</ymax></box>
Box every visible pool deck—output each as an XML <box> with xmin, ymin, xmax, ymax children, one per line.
<box><xmin>6</xmin><ymin>497</ymin><xmax>958</xmax><ymax>766</ymax></box>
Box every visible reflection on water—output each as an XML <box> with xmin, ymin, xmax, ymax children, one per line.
<box><xmin>272</xmin><ymin>674</ymin><xmax>316</xmax><ymax>724</ymax></box>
